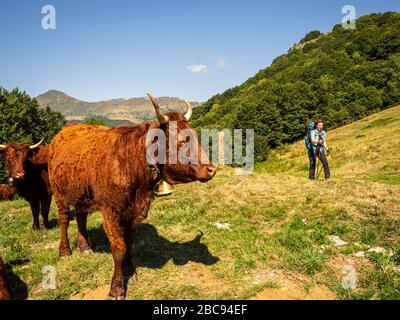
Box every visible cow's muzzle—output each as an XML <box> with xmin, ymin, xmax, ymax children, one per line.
<box><xmin>198</xmin><ymin>165</ymin><xmax>217</xmax><ymax>182</ymax></box>
<box><xmin>13</xmin><ymin>172</ymin><xmax>25</xmax><ymax>181</ymax></box>
<box><xmin>207</xmin><ymin>165</ymin><xmax>218</xmax><ymax>178</ymax></box>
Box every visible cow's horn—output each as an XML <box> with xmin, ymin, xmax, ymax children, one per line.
<box><xmin>29</xmin><ymin>138</ymin><xmax>44</xmax><ymax>150</ymax></box>
<box><xmin>184</xmin><ymin>100</ymin><xmax>192</xmax><ymax>121</ymax></box>
<box><xmin>147</xmin><ymin>92</ymin><xmax>169</xmax><ymax>124</ymax></box>
<box><xmin>0</xmin><ymin>144</ymin><xmax>6</xmax><ymax>150</ymax></box>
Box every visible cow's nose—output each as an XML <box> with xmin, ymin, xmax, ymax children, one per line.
<box><xmin>14</xmin><ymin>172</ymin><xmax>25</xmax><ymax>180</ymax></box>
<box><xmin>207</xmin><ymin>165</ymin><xmax>217</xmax><ymax>177</ymax></box>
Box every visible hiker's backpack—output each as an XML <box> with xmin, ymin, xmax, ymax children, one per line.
<box><xmin>304</xmin><ymin>122</ymin><xmax>315</xmax><ymax>150</ymax></box>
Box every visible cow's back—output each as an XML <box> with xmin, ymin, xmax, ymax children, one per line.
<box><xmin>49</xmin><ymin>124</ymin><xmax>109</xmax><ymax>167</ymax></box>
<box><xmin>48</xmin><ymin>125</ymin><xmax>112</xmax><ymax>202</ymax></box>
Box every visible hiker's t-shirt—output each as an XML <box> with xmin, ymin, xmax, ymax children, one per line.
<box><xmin>311</xmin><ymin>129</ymin><xmax>328</xmax><ymax>153</ymax></box>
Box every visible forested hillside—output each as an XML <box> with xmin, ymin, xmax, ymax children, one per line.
<box><xmin>192</xmin><ymin>12</ymin><xmax>400</xmax><ymax>161</ymax></box>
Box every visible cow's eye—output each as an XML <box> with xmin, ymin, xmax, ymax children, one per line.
<box><xmin>178</xmin><ymin>141</ymin><xmax>186</xmax><ymax>147</ymax></box>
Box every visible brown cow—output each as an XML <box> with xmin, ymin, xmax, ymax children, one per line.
<box><xmin>48</xmin><ymin>93</ymin><xmax>217</xmax><ymax>299</ymax></box>
<box><xmin>0</xmin><ymin>257</ymin><xmax>11</xmax><ymax>300</ymax></box>
<box><xmin>0</xmin><ymin>140</ymin><xmax>52</xmax><ymax>230</ymax></box>
<box><xmin>0</xmin><ymin>184</ymin><xmax>17</xmax><ymax>201</ymax></box>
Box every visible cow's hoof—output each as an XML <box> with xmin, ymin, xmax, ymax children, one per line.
<box><xmin>59</xmin><ymin>248</ymin><xmax>72</xmax><ymax>257</ymax></box>
<box><xmin>32</xmin><ymin>224</ymin><xmax>40</xmax><ymax>231</ymax></box>
<box><xmin>78</xmin><ymin>240</ymin><xmax>93</xmax><ymax>254</ymax></box>
<box><xmin>108</xmin><ymin>295</ymin><xmax>125</xmax><ymax>301</ymax></box>
<box><xmin>127</xmin><ymin>273</ymin><xmax>138</xmax><ymax>284</ymax></box>
<box><xmin>109</xmin><ymin>284</ymin><xmax>125</xmax><ymax>300</ymax></box>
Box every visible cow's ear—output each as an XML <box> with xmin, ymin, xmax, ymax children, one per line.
<box><xmin>28</xmin><ymin>148</ymin><xmax>39</xmax><ymax>158</ymax></box>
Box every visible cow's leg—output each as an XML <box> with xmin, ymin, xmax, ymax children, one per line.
<box><xmin>40</xmin><ymin>195</ymin><xmax>52</xmax><ymax>230</ymax></box>
<box><xmin>29</xmin><ymin>200</ymin><xmax>41</xmax><ymax>230</ymax></box>
<box><xmin>76</xmin><ymin>209</ymin><xmax>92</xmax><ymax>254</ymax></box>
<box><xmin>55</xmin><ymin>198</ymin><xmax>72</xmax><ymax>257</ymax></box>
<box><xmin>102</xmin><ymin>208</ymin><xmax>126</xmax><ymax>300</ymax></box>
<box><xmin>123</xmin><ymin>226</ymin><xmax>137</xmax><ymax>284</ymax></box>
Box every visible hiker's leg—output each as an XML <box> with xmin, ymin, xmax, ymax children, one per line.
<box><xmin>308</xmin><ymin>149</ymin><xmax>316</xmax><ymax>179</ymax></box>
<box><xmin>318</xmin><ymin>152</ymin><xmax>331</xmax><ymax>179</ymax></box>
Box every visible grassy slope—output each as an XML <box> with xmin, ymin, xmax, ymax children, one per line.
<box><xmin>1</xmin><ymin>105</ymin><xmax>400</xmax><ymax>300</ymax></box>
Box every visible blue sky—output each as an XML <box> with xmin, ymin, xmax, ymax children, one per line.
<box><xmin>1</xmin><ymin>0</ymin><xmax>399</xmax><ymax>102</ymax></box>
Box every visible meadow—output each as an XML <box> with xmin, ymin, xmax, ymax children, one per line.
<box><xmin>0</xmin><ymin>105</ymin><xmax>400</xmax><ymax>300</ymax></box>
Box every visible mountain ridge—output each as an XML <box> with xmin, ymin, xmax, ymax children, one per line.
<box><xmin>36</xmin><ymin>90</ymin><xmax>200</xmax><ymax>124</ymax></box>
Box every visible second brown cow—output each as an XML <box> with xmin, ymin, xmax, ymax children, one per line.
<box><xmin>0</xmin><ymin>140</ymin><xmax>52</xmax><ymax>230</ymax></box>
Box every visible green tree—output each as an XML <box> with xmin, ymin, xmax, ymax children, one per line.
<box><xmin>300</xmin><ymin>30</ymin><xmax>322</xmax><ymax>43</ymax></box>
<box><xmin>83</xmin><ymin>116</ymin><xmax>107</xmax><ymax>126</ymax></box>
<box><xmin>0</xmin><ymin>88</ymin><xmax>65</xmax><ymax>182</ymax></box>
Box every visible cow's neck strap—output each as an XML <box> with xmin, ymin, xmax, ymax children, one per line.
<box><xmin>146</xmin><ymin>147</ymin><xmax>162</xmax><ymax>181</ymax></box>
<box><xmin>145</xmin><ymin>133</ymin><xmax>164</xmax><ymax>181</ymax></box>
<box><xmin>147</xmin><ymin>163</ymin><xmax>160</xmax><ymax>180</ymax></box>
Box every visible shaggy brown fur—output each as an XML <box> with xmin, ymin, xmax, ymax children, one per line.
<box><xmin>0</xmin><ymin>257</ymin><xmax>11</xmax><ymax>300</ymax></box>
<box><xmin>0</xmin><ymin>184</ymin><xmax>17</xmax><ymax>201</ymax></box>
<box><xmin>0</xmin><ymin>144</ymin><xmax>52</xmax><ymax>230</ymax></box>
<box><xmin>48</xmin><ymin>112</ymin><xmax>216</xmax><ymax>299</ymax></box>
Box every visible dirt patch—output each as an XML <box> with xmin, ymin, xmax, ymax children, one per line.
<box><xmin>251</xmin><ymin>285</ymin><xmax>336</xmax><ymax>300</ymax></box>
<box><xmin>248</xmin><ymin>269</ymin><xmax>336</xmax><ymax>300</ymax></box>
<box><xmin>325</xmin><ymin>254</ymin><xmax>373</xmax><ymax>279</ymax></box>
<box><xmin>175</xmin><ymin>262</ymin><xmax>232</xmax><ymax>294</ymax></box>
<box><xmin>70</xmin><ymin>285</ymin><xmax>110</xmax><ymax>300</ymax></box>
<box><xmin>31</xmin><ymin>241</ymin><xmax>58</xmax><ymax>250</ymax></box>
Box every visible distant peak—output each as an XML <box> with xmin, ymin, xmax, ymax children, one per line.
<box><xmin>38</xmin><ymin>89</ymin><xmax>70</xmax><ymax>97</ymax></box>
<box><xmin>45</xmin><ymin>89</ymin><xmax>64</xmax><ymax>94</ymax></box>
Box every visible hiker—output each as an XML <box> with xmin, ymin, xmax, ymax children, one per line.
<box><xmin>305</xmin><ymin>119</ymin><xmax>331</xmax><ymax>180</ymax></box>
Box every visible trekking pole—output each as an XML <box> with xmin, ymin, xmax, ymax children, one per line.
<box><xmin>316</xmin><ymin>148</ymin><xmax>331</xmax><ymax>179</ymax></box>
<box><xmin>316</xmin><ymin>160</ymin><xmax>323</xmax><ymax>179</ymax></box>
<box><xmin>314</xmin><ymin>145</ymin><xmax>321</xmax><ymax>179</ymax></box>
